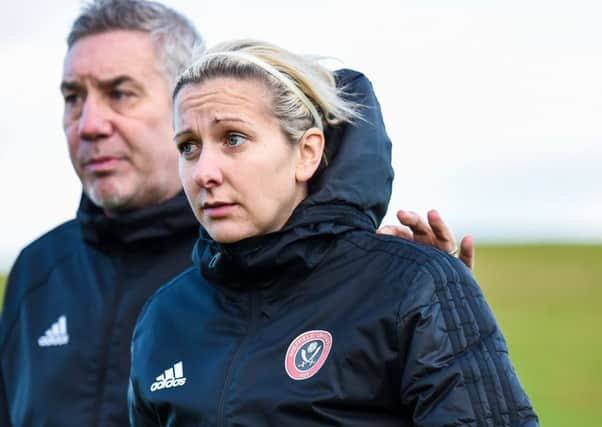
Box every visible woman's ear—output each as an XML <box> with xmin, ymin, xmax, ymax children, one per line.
<box><xmin>295</xmin><ymin>127</ymin><xmax>325</xmax><ymax>183</ymax></box>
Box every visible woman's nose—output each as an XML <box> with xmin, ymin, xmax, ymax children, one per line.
<box><xmin>192</xmin><ymin>146</ymin><xmax>223</xmax><ymax>189</ymax></box>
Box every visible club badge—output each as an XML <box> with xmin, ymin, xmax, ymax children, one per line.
<box><xmin>285</xmin><ymin>330</ymin><xmax>332</xmax><ymax>380</ymax></box>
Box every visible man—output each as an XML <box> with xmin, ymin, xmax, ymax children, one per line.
<box><xmin>0</xmin><ymin>1</ymin><xmax>473</xmax><ymax>426</ymax></box>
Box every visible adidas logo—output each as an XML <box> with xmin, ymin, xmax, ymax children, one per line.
<box><xmin>38</xmin><ymin>315</ymin><xmax>69</xmax><ymax>347</ymax></box>
<box><xmin>150</xmin><ymin>361</ymin><xmax>187</xmax><ymax>392</ymax></box>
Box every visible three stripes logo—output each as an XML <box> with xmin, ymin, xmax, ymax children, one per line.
<box><xmin>38</xmin><ymin>315</ymin><xmax>69</xmax><ymax>347</ymax></box>
<box><xmin>150</xmin><ymin>361</ymin><xmax>187</xmax><ymax>392</ymax></box>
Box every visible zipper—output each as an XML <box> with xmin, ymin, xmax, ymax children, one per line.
<box><xmin>90</xmin><ymin>253</ymin><xmax>125</xmax><ymax>427</ymax></box>
<box><xmin>216</xmin><ymin>290</ymin><xmax>261</xmax><ymax>427</ymax></box>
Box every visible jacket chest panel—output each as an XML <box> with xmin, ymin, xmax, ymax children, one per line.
<box><xmin>3</xmin><ymin>243</ymin><xmax>193</xmax><ymax>427</ymax></box>
<box><xmin>3</xmin><ymin>260</ymin><xmax>111</xmax><ymax>426</ymax></box>
<box><xmin>140</xmin><ymin>286</ymin><xmax>402</xmax><ymax>425</ymax></box>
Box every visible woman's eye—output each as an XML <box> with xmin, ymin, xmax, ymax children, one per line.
<box><xmin>225</xmin><ymin>133</ymin><xmax>247</xmax><ymax>147</ymax></box>
<box><xmin>178</xmin><ymin>142</ymin><xmax>196</xmax><ymax>156</ymax></box>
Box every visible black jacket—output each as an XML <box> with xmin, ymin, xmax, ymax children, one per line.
<box><xmin>129</xmin><ymin>70</ymin><xmax>538</xmax><ymax>426</ymax></box>
<box><xmin>0</xmin><ymin>192</ymin><xmax>198</xmax><ymax>427</ymax></box>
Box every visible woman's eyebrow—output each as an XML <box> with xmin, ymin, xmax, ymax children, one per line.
<box><xmin>173</xmin><ymin>130</ymin><xmax>194</xmax><ymax>142</ymax></box>
<box><xmin>212</xmin><ymin>113</ymin><xmax>251</xmax><ymax>125</ymax></box>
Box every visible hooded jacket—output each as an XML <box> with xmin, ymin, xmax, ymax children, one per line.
<box><xmin>0</xmin><ymin>192</ymin><xmax>198</xmax><ymax>427</ymax></box>
<box><xmin>128</xmin><ymin>70</ymin><xmax>538</xmax><ymax>427</ymax></box>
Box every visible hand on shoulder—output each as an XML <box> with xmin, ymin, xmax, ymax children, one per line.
<box><xmin>377</xmin><ymin>209</ymin><xmax>475</xmax><ymax>270</ymax></box>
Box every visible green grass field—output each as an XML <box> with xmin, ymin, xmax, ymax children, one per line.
<box><xmin>473</xmin><ymin>244</ymin><xmax>602</xmax><ymax>427</ymax></box>
<box><xmin>0</xmin><ymin>274</ymin><xmax>5</xmax><ymax>312</ymax></box>
<box><xmin>1</xmin><ymin>244</ymin><xmax>600</xmax><ymax>424</ymax></box>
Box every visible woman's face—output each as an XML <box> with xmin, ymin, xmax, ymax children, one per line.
<box><xmin>174</xmin><ymin>77</ymin><xmax>311</xmax><ymax>243</ymax></box>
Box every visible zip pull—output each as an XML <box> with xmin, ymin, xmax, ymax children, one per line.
<box><xmin>208</xmin><ymin>253</ymin><xmax>221</xmax><ymax>269</ymax></box>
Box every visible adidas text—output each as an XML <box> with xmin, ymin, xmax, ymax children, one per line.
<box><xmin>150</xmin><ymin>377</ymin><xmax>187</xmax><ymax>392</ymax></box>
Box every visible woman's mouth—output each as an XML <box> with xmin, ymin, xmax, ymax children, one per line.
<box><xmin>201</xmin><ymin>202</ymin><xmax>237</xmax><ymax>218</ymax></box>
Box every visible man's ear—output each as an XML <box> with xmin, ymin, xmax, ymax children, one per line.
<box><xmin>295</xmin><ymin>127</ymin><xmax>325</xmax><ymax>183</ymax></box>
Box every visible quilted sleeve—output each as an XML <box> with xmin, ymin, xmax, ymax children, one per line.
<box><xmin>397</xmin><ymin>255</ymin><xmax>539</xmax><ymax>426</ymax></box>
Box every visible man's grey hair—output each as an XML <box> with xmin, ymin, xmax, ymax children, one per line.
<box><xmin>67</xmin><ymin>0</ymin><xmax>204</xmax><ymax>87</ymax></box>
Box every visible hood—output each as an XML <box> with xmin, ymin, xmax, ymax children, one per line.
<box><xmin>195</xmin><ymin>69</ymin><xmax>394</xmax><ymax>287</ymax></box>
<box><xmin>77</xmin><ymin>191</ymin><xmax>199</xmax><ymax>246</ymax></box>
<box><xmin>306</xmin><ymin>69</ymin><xmax>393</xmax><ymax>228</ymax></box>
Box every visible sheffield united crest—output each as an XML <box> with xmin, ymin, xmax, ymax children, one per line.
<box><xmin>285</xmin><ymin>330</ymin><xmax>333</xmax><ymax>380</ymax></box>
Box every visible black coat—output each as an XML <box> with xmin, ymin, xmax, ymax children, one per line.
<box><xmin>129</xmin><ymin>70</ymin><xmax>538</xmax><ymax>426</ymax></box>
<box><xmin>0</xmin><ymin>193</ymin><xmax>198</xmax><ymax>427</ymax></box>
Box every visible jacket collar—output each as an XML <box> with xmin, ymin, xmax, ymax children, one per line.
<box><xmin>195</xmin><ymin>204</ymin><xmax>373</xmax><ymax>288</ymax></box>
<box><xmin>77</xmin><ymin>191</ymin><xmax>199</xmax><ymax>246</ymax></box>
<box><xmin>195</xmin><ymin>69</ymin><xmax>394</xmax><ymax>289</ymax></box>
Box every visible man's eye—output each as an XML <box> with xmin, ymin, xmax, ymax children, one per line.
<box><xmin>225</xmin><ymin>133</ymin><xmax>247</xmax><ymax>147</ymax></box>
<box><xmin>110</xmin><ymin>89</ymin><xmax>133</xmax><ymax>101</ymax></box>
<box><xmin>63</xmin><ymin>93</ymin><xmax>81</xmax><ymax>105</ymax></box>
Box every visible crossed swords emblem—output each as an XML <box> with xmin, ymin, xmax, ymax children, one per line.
<box><xmin>297</xmin><ymin>341</ymin><xmax>322</xmax><ymax>369</ymax></box>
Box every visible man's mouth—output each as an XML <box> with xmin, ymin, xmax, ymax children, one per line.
<box><xmin>83</xmin><ymin>156</ymin><xmax>124</xmax><ymax>173</ymax></box>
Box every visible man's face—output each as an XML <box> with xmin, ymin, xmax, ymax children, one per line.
<box><xmin>61</xmin><ymin>30</ymin><xmax>181</xmax><ymax>213</ymax></box>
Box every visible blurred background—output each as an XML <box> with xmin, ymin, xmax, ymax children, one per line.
<box><xmin>1</xmin><ymin>1</ymin><xmax>600</xmax><ymax>425</ymax></box>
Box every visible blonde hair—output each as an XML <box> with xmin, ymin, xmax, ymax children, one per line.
<box><xmin>174</xmin><ymin>39</ymin><xmax>360</xmax><ymax>143</ymax></box>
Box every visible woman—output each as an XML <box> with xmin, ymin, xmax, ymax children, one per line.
<box><xmin>128</xmin><ymin>40</ymin><xmax>537</xmax><ymax>426</ymax></box>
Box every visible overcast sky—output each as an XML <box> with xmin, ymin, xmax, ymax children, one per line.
<box><xmin>1</xmin><ymin>0</ymin><xmax>600</xmax><ymax>270</ymax></box>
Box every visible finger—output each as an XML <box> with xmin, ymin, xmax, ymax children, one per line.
<box><xmin>458</xmin><ymin>235</ymin><xmax>475</xmax><ymax>270</ymax></box>
<box><xmin>426</xmin><ymin>209</ymin><xmax>456</xmax><ymax>252</ymax></box>
<box><xmin>376</xmin><ymin>225</ymin><xmax>414</xmax><ymax>240</ymax></box>
<box><xmin>396</xmin><ymin>210</ymin><xmax>432</xmax><ymax>238</ymax></box>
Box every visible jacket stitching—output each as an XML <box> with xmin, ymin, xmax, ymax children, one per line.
<box><xmin>482</xmin><ymin>316</ymin><xmax>520</xmax><ymax>426</ymax></box>
<box><xmin>439</xmin><ymin>255</ymin><xmax>520</xmax><ymax>425</ymax></box>
<box><xmin>424</xmin><ymin>260</ymin><xmax>493</xmax><ymax>427</ymax></box>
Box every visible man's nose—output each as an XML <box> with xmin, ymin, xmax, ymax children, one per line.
<box><xmin>192</xmin><ymin>146</ymin><xmax>224</xmax><ymax>189</ymax></box>
<box><xmin>78</xmin><ymin>96</ymin><xmax>112</xmax><ymax>141</ymax></box>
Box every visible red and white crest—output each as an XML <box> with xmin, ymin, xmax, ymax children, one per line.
<box><xmin>285</xmin><ymin>330</ymin><xmax>333</xmax><ymax>380</ymax></box>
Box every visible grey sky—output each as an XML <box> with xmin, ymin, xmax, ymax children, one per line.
<box><xmin>1</xmin><ymin>0</ymin><xmax>600</xmax><ymax>270</ymax></box>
